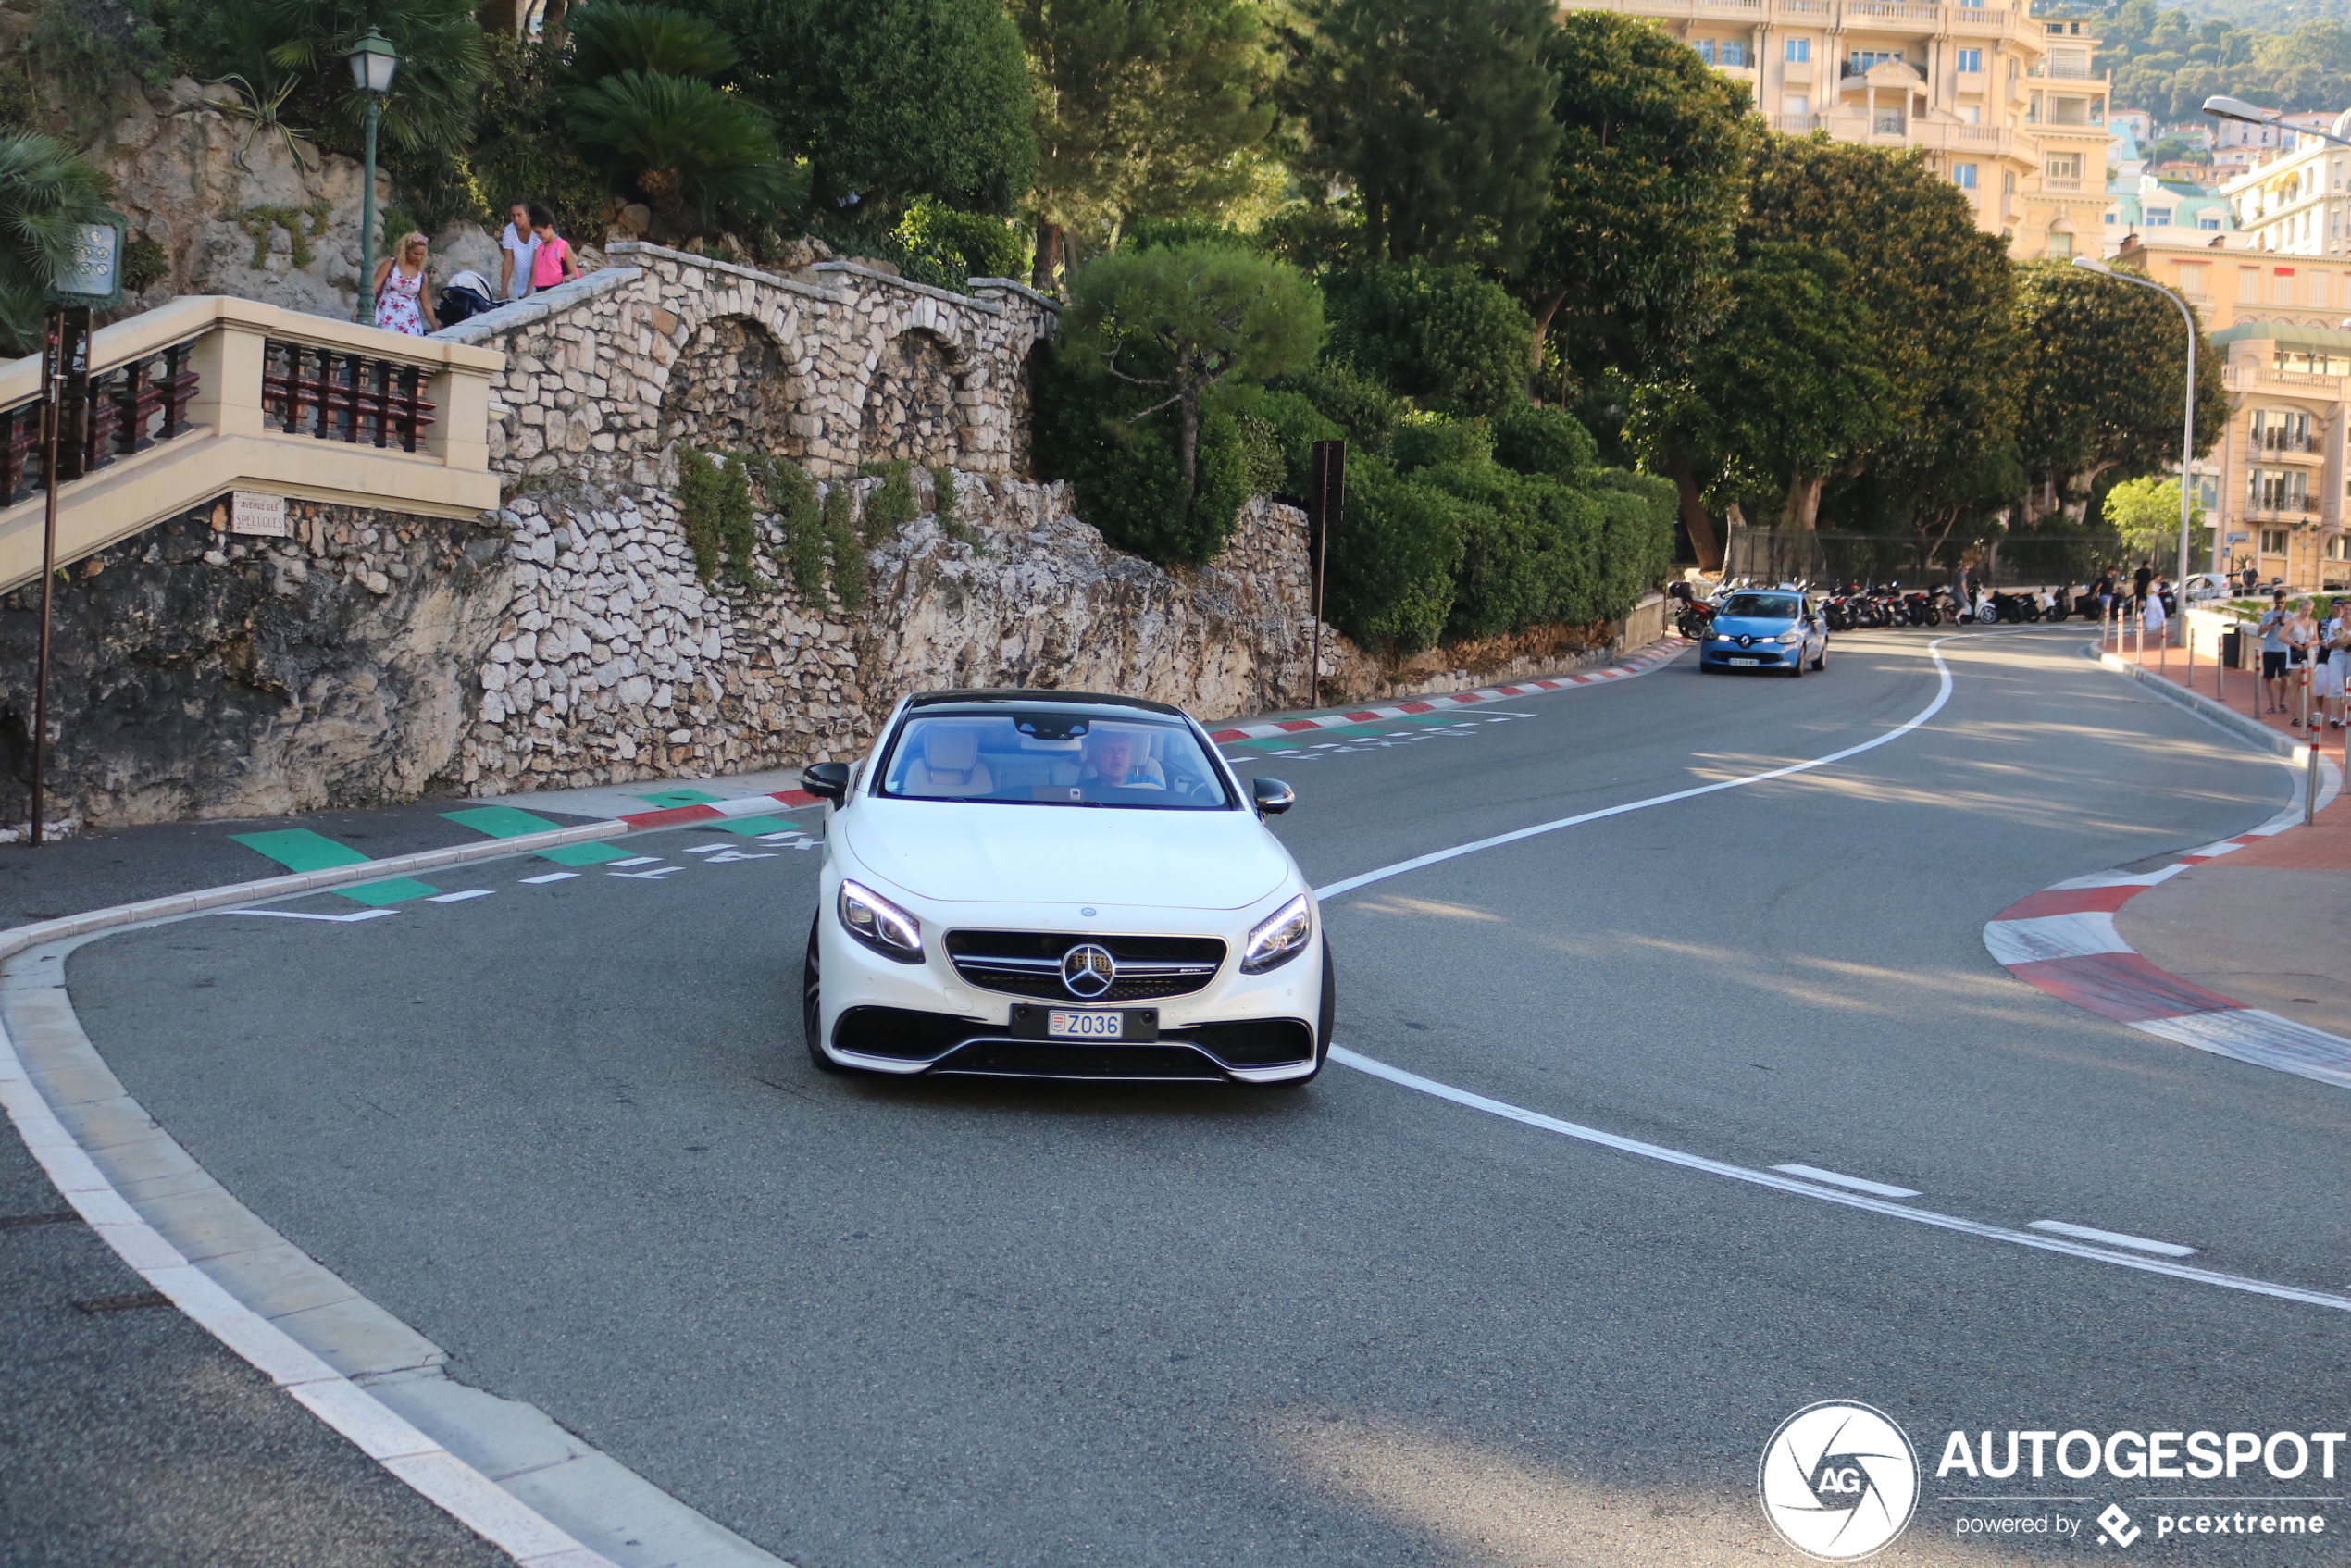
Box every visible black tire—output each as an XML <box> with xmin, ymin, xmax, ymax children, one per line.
<box><xmin>1259</xmin><ymin>938</ymin><xmax>1334</xmax><ymax>1089</ymax></box>
<box><xmin>1811</xmin><ymin>644</ymin><xmax>1827</xmax><ymax>671</ymax></box>
<box><xmin>802</xmin><ymin>915</ymin><xmax>854</xmax><ymax>1075</ymax></box>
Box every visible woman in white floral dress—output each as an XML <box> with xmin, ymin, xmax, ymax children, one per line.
<box><xmin>369</xmin><ymin>232</ymin><xmax>438</xmax><ymax>335</ymax></box>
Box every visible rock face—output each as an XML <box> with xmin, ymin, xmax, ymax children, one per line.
<box><xmin>93</xmin><ymin>78</ymin><xmax>508</xmax><ymax>324</ymax></box>
<box><xmin>457</xmin><ymin>477</ymin><xmax>1318</xmax><ymax>793</ymax></box>
<box><xmin>0</xmin><ymin>502</ymin><xmax>510</xmax><ymax>825</ymax></box>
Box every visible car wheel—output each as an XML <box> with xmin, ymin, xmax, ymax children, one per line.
<box><xmin>802</xmin><ymin>915</ymin><xmax>854</xmax><ymax>1075</ymax></box>
<box><xmin>1785</xmin><ymin>653</ymin><xmax>1804</xmax><ymax>678</ymax></box>
<box><xmin>1811</xmin><ymin>643</ymin><xmax>1827</xmax><ymax>671</ymax></box>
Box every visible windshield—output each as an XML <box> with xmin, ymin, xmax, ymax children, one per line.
<box><xmin>1721</xmin><ymin>593</ymin><xmax>1800</xmax><ymax>618</ymax></box>
<box><xmin>877</xmin><ymin>708</ymin><xmax>1235</xmax><ymax>810</ymax></box>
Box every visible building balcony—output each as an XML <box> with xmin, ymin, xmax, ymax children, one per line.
<box><xmin>2245</xmin><ymin>498</ymin><xmax>2323</xmax><ymax>520</ymax></box>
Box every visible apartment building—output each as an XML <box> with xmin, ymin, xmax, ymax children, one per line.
<box><xmin>1573</xmin><ymin>0</ymin><xmax>2111</xmax><ymax>258</ymax></box>
<box><xmin>2218</xmin><ymin>110</ymin><xmax>2351</xmax><ymax>256</ymax></box>
<box><xmin>2114</xmin><ymin>234</ymin><xmax>2351</xmax><ymax>590</ymax></box>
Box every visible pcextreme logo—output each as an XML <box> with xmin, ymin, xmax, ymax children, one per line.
<box><xmin>1758</xmin><ymin>1401</ymin><xmax>1921</xmax><ymax>1561</ymax></box>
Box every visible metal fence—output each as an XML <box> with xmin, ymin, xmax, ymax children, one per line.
<box><xmin>1722</xmin><ymin>527</ymin><xmax>2199</xmax><ymax>589</ymax></box>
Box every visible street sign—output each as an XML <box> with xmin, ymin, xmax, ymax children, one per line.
<box><xmin>47</xmin><ymin>213</ymin><xmax>126</xmax><ymax>310</ymax></box>
<box><xmin>230</xmin><ymin>492</ymin><xmax>289</xmax><ymax>537</ymax></box>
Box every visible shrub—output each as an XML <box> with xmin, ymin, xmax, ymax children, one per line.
<box><xmin>930</xmin><ymin>463</ymin><xmax>975</xmax><ymax>544</ymax></box>
<box><xmin>859</xmin><ymin>459</ymin><xmax>916</xmax><ymax>543</ymax></box>
<box><xmin>1322</xmin><ymin>258</ymin><xmax>1536</xmax><ymax>415</ymax></box>
<box><xmin>1030</xmin><ymin>349</ymin><xmax>1256</xmax><ymax>566</ymax></box>
<box><xmin>744</xmin><ymin>454</ymin><xmax>826</xmax><ymax>596</ymax></box>
<box><xmin>1587</xmin><ymin>467</ymin><xmax>1676</xmax><ymax>619</ymax></box>
<box><xmin>1266</xmin><ymin>361</ymin><xmax>1401</xmax><ymax>454</ymax></box>
<box><xmin>1389</xmin><ymin>414</ymin><xmax>1492</xmax><ymax>474</ymax></box>
<box><xmin>822</xmin><ymin>480</ymin><xmax>864</xmax><ymax>610</ymax></box>
<box><xmin>1492</xmin><ymin>403</ymin><xmax>1597</xmax><ymax>480</ymax></box>
<box><xmin>1321</xmin><ymin>455</ymin><xmax>1462</xmax><ymax>655</ymax></box>
<box><xmin>676</xmin><ymin>448</ymin><xmax>756</xmax><ymax>583</ymax></box>
<box><xmin>1233</xmin><ymin>387</ymin><xmax>1342</xmax><ymax>503</ymax></box>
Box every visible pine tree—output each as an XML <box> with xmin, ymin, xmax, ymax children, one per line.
<box><xmin>1282</xmin><ymin>0</ymin><xmax>1560</xmax><ymax>270</ymax></box>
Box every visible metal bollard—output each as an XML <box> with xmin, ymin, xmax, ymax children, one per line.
<box><xmin>2308</xmin><ymin>737</ymin><xmax>2321</xmax><ymax>826</ymax></box>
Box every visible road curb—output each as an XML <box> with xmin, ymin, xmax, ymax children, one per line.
<box><xmin>0</xmin><ymin>806</ymin><xmax>812</xmax><ymax>1568</ymax></box>
<box><xmin>1985</xmin><ymin>675</ymin><xmax>2351</xmax><ymax>1089</ymax></box>
<box><xmin>1206</xmin><ymin>637</ymin><xmax>1692</xmax><ymax>743</ymax></box>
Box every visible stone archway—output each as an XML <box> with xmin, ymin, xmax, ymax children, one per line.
<box><xmin>859</xmin><ymin>330</ymin><xmax>964</xmax><ymax>466</ymax></box>
<box><xmin>660</xmin><ymin>315</ymin><xmax>802</xmax><ymax>454</ymax></box>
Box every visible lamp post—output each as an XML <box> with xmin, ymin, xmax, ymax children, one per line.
<box><xmin>2073</xmin><ymin>255</ymin><xmax>2199</xmax><ymax>643</ymax></box>
<box><xmin>347</xmin><ymin>28</ymin><xmax>398</xmax><ymax>327</ymax></box>
<box><xmin>2205</xmin><ymin>94</ymin><xmax>2351</xmax><ymax>151</ymax></box>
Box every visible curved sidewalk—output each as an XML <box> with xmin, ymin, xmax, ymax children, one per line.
<box><xmin>1984</xmin><ymin>785</ymin><xmax>2351</xmax><ymax>1091</ymax></box>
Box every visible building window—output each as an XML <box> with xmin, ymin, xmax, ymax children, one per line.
<box><xmin>1693</xmin><ymin>38</ymin><xmax>1715</xmax><ymax>63</ymax></box>
<box><xmin>2199</xmin><ymin>217</ymin><xmax>2221</xmax><ymax>230</ymax></box>
<box><xmin>2046</xmin><ymin>232</ymin><xmax>2074</xmax><ymax>258</ymax></box>
<box><xmin>1782</xmin><ymin>93</ymin><xmax>1810</xmax><ymax>116</ymax></box>
<box><xmin>1720</xmin><ymin>41</ymin><xmax>1748</xmax><ymax>67</ymax></box>
<box><xmin>2045</xmin><ymin>152</ymin><xmax>2083</xmax><ymax>180</ymax></box>
<box><xmin>2146</xmin><ymin>206</ymin><xmax>2172</xmax><ymax>225</ymax></box>
<box><xmin>2004</xmin><ymin>170</ymin><xmax>2018</xmax><ymax>194</ymax></box>
<box><xmin>1785</xmin><ymin>37</ymin><xmax>1810</xmax><ymax>62</ymax></box>
<box><xmin>1849</xmin><ymin>49</ymin><xmax>1903</xmax><ymax>70</ymax></box>
<box><xmin>2253</xmin><ymin>408</ymin><xmax>2313</xmax><ymax>454</ymax></box>
<box><xmin>2262</xmin><ymin>528</ymin><xmax>2291</xmax><ymax>553</ymax></box>
<box><xmin>1957</xmin><ymin>47</ymin><xmax>1983</xmax><ymax>71</ymax></box>
<box><xmin>2329</xmin><ymin>535</ymin><xmax>2350</xmax><ymax>563</ymax></box>
<box><xmin>1955</xmin><ymin>163</ymin><xmax>1978</xmax><ymax>189</ymax></box>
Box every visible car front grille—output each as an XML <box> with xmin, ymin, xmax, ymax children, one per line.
<box><xmin>1164</xmin><ymin>1018</ymin><xmax>1315</xmax><ymax>1068</ymax></box>
<box><xmin>934</xmin><ymin>1041</ymin><xmax>1228</xmax><ymax>1080</ymax></box>
<box><xmin>944</xmin><ymin>930</ymin><xmax>1226</xmax><ymax>1002</ymax></box>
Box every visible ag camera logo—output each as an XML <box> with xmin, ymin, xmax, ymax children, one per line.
<box><xmin>1759</xmin><ymin>1401</ymin><xmax>1920</xmax><ymax>1560</ymax></box>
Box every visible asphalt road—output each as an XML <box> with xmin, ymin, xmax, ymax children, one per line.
<box><xmin>55</xmin><ymin>627</ymin><xmax>2351</xmax><ymax>1566</ymax></box>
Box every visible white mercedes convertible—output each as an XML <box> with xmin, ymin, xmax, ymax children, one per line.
<box><xmin>798</xmin><ymin>690</ymin><xmax>1331</xmax><ymax>1085</ymax></box>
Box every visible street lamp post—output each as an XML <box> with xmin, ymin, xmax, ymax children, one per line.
<box><xmin>2205</xmin><ymin>94</ymin><xmax>2351</xmax><ymax>151</ymax></box>
<box><xmin>348</xmin><ymin>29</ymin><xmax>399</xmax><ymax>328</ymax></box>
<box><xmin>2073</xmin><ymin>255</ymin><xmax>2199</xmax><ymax>643</ymax></box>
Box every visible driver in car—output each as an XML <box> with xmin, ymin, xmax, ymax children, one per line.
<box><xmin>1078</xmin><ymin>728</ymin><xmax>1163</xmax><ymax>791</ymax></box>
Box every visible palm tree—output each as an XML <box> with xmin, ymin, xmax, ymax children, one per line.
<box><xmin>563</xmin><ymin>3</ymin><xmax>738</xmax><ymax>83</ymax></box>
<box><xmin>566</xmin><ymin>71</ymin><xmax>783</xmax><ymax>241</ymax></box>
<box><xmin>0</xmin><ymin>131</ymin><xmax>115</xmax><ymax>358</ymax></box>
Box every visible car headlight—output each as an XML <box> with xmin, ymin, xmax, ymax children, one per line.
<box><xmin>1775</xmin><ymin>628</ymin><xmax>1804</xmax><ymax>643</ymax></box>
<box><xmin>1240</xmin><ymin>893</ymin><xmax>1313</xmax><ymax>975</ymax></box>
<box><xmin>839</xmin><ymin>879</ymin><xmax>923</xmax><ymax>963</ymax></box>
<box><xmin>1711</xmin><ymin>631</ymin><xmax>1736</xmax><ymax>642</ymax></box>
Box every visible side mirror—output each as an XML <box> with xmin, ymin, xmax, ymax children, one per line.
<box><xmin>1251</xmin><ymin>778</ymin><xmax>1296</xmax><ymax>817</ymax></box>
<box><xmin>801</xmin><ymin>760</ymin><xmax>852</xmax><ymax>803</ymax></box>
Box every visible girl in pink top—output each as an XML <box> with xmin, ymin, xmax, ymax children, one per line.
<box><xmin>529</xmin><ymin>204</ymin><xmax>581</xmax><ymax>291</ymax></box>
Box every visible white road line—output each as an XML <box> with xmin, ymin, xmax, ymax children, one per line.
<box><xmin>1314</xmin><ymin>636</ymin><xmax>1957</xmax><ymax>901</ymax></box>
<box><xmin>425</xmin><ymin>890</ymin><xmax>494</xmax><ymax>903</ymax></box>
<box><xmin>1772</xmin><ymin>1164</ymin><xmax>1922</xmax><ymax>1199</ymax></box>
<box><xmin>681</xmin><ymin>843</ymin><xmax>729</xmax><ymax>854</ymax></box>
<box><xmin>1319</xmin><ymin>636</ymin><xmax>2348</xmax><ymax>1313</ymax></box>
<box><xmin>2029</xmin><ymin>1220</ymin><xmax>2198</xmax><ymax>1257</ymax></box>
<box><xmin>609</xmin><ymin>867</ymin><xmax>680</xmax><ymax>879</ymax></box>
<box><xmin>211</xmin><ymin>908</ymin><xmax>399</xmax><ymax>923</ymax></box>
<box><xmin>609</xmin><ymin>856</ymin><xmax>662</xmax><ymax>867</ymax></box>
<box><xmin>518</xmin><ymin>872</ymin><xmax>578</xmax><ymax>884</ymax></box>
<box><xmin>1333</xmin><ymin>1047</ymin><xmax>2339</xmax><ymax>1311</ymax></box>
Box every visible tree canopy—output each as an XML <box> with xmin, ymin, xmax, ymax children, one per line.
<box><xmin>1517</xmin><ymin>11</ymin><xmax>1754</xmax><ymax>385</ymax></box>
<box><xmin>2012</xmin><ymin>260</ymin><xmax>2228</xmax><ymax>511</ymax></box>
<box><xmin>0</xmin><ymin>129</ymin><xmax>114</xmax><ymax>355</ymax></box>
<box><xmin>1281</xmin><ymin>0</ymin><xmax>1560</xmax><ymax>269</ymax></box>
<box><xmin>689</xmin><ymin>0</ymin><xmax>1037</xmax><ymax>226</ymax></box>
<box><xmin>1014</xmin><ymin>0</ymin><xmax>1279</xmax><ymax>286</ymax></box>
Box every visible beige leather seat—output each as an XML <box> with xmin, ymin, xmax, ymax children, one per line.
<box><xmin>902</xmin><ymin>727</ymin><xmax>995</xmax><ymax>797</ymax></box>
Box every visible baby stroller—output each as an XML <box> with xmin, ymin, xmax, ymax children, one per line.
<box><xmin>435</xmin><ymin>270</ymin><xmax>496</xmax><ymax>328</ymax></box>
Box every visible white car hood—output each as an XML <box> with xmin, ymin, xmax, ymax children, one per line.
<box><xmin>840</xmin><ymin>800</ymin><xmax>1292</xmax><ymax>910</ymax></box>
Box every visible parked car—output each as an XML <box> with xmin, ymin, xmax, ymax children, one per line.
<box><xmin>798</xmin><ymin>690</ymin><xmax>1332</xmax><ymax>1086</ymax></box>
<box><xmin>1698</xmin><ymin>590</ymin><xmax>1829</xmax><ymax>676</ymax></box>
<box><xmin>2179</xmin><ymin>572</ymin><xmax>2233</xmax><ymax>605</ymax></box>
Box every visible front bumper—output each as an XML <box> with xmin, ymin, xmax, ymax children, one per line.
<box><xmin>1700</xmin><ymin>641</ymin><xmax>1800</xmax><ymax>667</ymax></box>
<box><xmin>815</xmin><ymin>900</ymin><xmax>1325</xmax><ymax>1084</ymax></box>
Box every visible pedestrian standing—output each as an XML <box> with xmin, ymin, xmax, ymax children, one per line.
<box><xmin>2095</xmin><ymin>569</ymin><xmax>2117</xmax><ymax>625</ymax></box>
<box><xmin>369</xmin><ymin>230</ymin><xmax>437</xmax><ymax>336</ymax></box>
<box><xmin>2286</xmin><ymin>599</ymin><xmax>2320</xmax><ymax>725</ymax></box>
<box><xmin>497</xmin><ymin>199</ymin><xmax>539</xmax><ymax>302</ymax></box>
<box><xmin>2315</xmin><ymin>597</ymin><xmax>2350</xmax><ymax>730</ymax></box>
<box><xmin>2258</xmin><ymin>589</ymin><xmax>2293</xmax><ymax>713</ymax></box>
<box><xmin>528</xmin><ymin>204</ymin><xmax>581</xmax><ymax>292</ymax></box>
<box><xmin>2143</xmin><ymin>577</ymin><xmax>2169</xmax><ymax>641</ymax></box>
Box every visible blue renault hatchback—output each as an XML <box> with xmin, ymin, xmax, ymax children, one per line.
<box><xmin>1698</xmin><ymin>589</ymin><xmax>1828</xmax><ymax>677</ymax></box>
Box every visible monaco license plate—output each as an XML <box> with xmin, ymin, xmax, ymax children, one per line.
<box><xmin>1011</xmin><ymin>1003</ymin><xmax>1158</xmax><ymax>1041</ymax></box>
<box><xmin>1728</xmin><ymin>656</ymin><xmax>1760</xmax><ymax>666</ymax></box>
